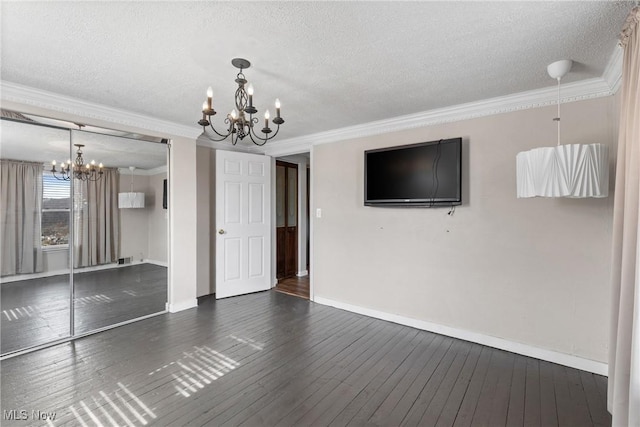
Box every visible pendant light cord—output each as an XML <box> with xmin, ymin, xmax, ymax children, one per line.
<box><xmin>556</xmin><ymin>77</ymin><xmax>561</xmax><ymax>146</ymax></box>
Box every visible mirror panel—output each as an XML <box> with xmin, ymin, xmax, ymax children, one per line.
<box><xmin>71</xmin><ymin>130</ymin><xmax>168</xmax><ymax>335</ymax></box>
<box><xmin>1</xmin><ymin>120</ymin><xmax>72</xmax><ymax>354</ymax></box>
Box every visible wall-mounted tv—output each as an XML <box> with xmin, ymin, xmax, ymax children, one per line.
<box><xmin>365</xmin><ymin>137</ymin><xmax>462</xmax><ymax>207</ymax></box>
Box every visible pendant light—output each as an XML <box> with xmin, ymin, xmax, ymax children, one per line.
<box><xmin>118</xmin><ymin>167</ymin><xmax>145</xmax><ymax>209</ymax></box>
<box><xmin>516</xmin><ymin>60</ymin><xmax>609</xmax><ymax>198</ymax></box>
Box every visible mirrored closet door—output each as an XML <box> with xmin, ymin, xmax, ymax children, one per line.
<box><xmin>0</xmin><ymin>112</ymin><xmax>169</xmax><ymax>356</ymax></box>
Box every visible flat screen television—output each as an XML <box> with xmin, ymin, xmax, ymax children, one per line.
<box><xmin>364</xmin><ymin>137</ymin><xmax>462</xmax><ymax>207</ymax></box>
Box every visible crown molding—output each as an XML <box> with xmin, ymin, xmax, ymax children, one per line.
<box><xmin>117</xmin><ymin>165</ymin><xmax>167</xmax><ymax>176</ymax></box>
<box><xmin>0</xmin><ymin>81</ymin><xmax>202</xmax><ymax>140</ymax></box>
<box><xmin>195</xmin><ymin>133</ymin><xmax>256</xmax><ymax>153</ymax></box>
<box><xmin>602</xmin><ymin>44</ymin><xmax>623</xmax><ymax>93</ymax></box>
<box><xmin>261</xmin><ymin>48</ymin><xmax>622</xmax><ymax>156</ymax></box>
<box><xmin>146</xmin><ymin>165</ymin><xmax>168</xmax><ymax>176</ymax></box>
<box><xmin>263</xmin><ymin>76</ymin><xmax>616</xmax><ymax>155</ymax></box>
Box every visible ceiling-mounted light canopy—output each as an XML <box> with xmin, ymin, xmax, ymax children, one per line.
<box><xmin>118</xmin><ymin>166</ymin><xmax>145</xmax><ymax>209</ymax></box>
<box><xmin>516</xmin><ymin>60</ymin><xmax>609</xmax><ymax>198</ymax></box>
<box><xmin>198</xmin><ymin>58</ymin><xmax>285</xmax><ymax>147</ymax></box>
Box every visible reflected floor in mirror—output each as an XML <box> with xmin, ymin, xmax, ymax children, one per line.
<box><xmin>1</xmin><ymin>263</ymin><xmax>167</xmax><ymax>354</ymax></box>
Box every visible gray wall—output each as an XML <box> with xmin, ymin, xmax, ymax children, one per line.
<box><xmin>120</xmin><ymin>171</ymin><xmax>168</xmax><ymax>264</ymax></box>
<box><xmin>312</xmin><ymin>95</ymin><xmax>618</xmax><ymax>364</ymax></box>
<box><xmin>196</xmin><ymin>145</ymin><xmax>212</xmax><ymax>297</ymax></box>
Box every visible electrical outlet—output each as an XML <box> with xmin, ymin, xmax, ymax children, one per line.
<box><xmin>316</xmin><ymin>208</ymin><xmax>322</xmax><ymax>218</ymax></box>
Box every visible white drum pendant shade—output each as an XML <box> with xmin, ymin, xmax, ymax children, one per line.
<box><xmin>118</xmin><ymin>192</ymin><xmax>145</xmax><ymax>208</ymax></box>
<box><xmin>516</xmin><ymin>143</ymin><xmax>608</xmax><ymax>198</ymax></box>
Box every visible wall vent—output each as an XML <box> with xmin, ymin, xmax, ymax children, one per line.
<box><xmin>118</xmin><ymin>257</ymin><xmax>133</xmax><ymax>265</ymax></box>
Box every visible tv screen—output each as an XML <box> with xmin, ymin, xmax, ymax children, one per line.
<box><xmin>365</xmin><ymin>137</ymin><xmax>462</xmax><ymax>206</ymax></box>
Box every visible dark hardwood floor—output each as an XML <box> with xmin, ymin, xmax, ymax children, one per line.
<box><xmin>0</xmin><ymin>290</ymin><xmax>609</xmax><ymax>426</ymax></box>
<box><xmin>275</xmin><ymin>275</ymin><xmax>310</xmax><ymax>299</ymax></box>
<box><xmin>1</xmin><ymin>263</ymin><xmax>167</xmax><ymax>354</ymax></box>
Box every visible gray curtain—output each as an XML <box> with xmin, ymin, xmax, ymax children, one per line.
<box><xmin>73</xmin><ymin>168</ymin><xmax>119</xmax><ymax>268</ymax></box>
<box><xmin>608</xmin><ymin>6</ymin><xmax>640</xmax><ymax>427</ymax></box>
<box><xmin>0</xmin><ymin>159</ymin><xmax>44</xmax><ymax>276</ymax></box>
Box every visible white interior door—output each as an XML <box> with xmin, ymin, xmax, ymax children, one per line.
<box><xmin>216</xmin><ymin>150</ymin><xmax>271</xmax><ymax>299</ymax></box>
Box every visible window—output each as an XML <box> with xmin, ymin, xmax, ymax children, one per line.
<box><xmin>41</xmin><ymin>172</ymin><xmax>70</xmax><ymax>247</ymax></box>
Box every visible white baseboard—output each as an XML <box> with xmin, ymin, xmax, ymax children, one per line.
<box><xmin>314</xmin><ymin>296</ymin><xmax>608</xmax><ymax>376</ymax></box>
<box><xmin>296</xmin><ymin>270</ymin><xmax>309</xmax><ymax>277</ymax></box>
<box><xmin>168</xmin><ymin>299</ymin><xmax>198</xmax><ymax>313</ymax></box>
<box><xmin>144</xmin><ymin>259</ymin><xmax>168</xmax><ymax>267</ymax></box>
<box><xmin>1</xmin><ymin>268</ymin><xmax>71</xmax><ymax>283</ymax></box>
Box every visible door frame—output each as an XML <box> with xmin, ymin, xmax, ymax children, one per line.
<box><xmin>271</xmin><ymin>153</ymin><xmax>311</xmax><ymax>294</ymax></box>
<box><xmin>275</xmin><ymin>160</ymin><xmax>299</xmax><ymax>279</ymax></box>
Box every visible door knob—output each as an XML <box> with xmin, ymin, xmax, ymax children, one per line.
<box><xmin>218</xmin><ymin>229</ymin><xmax>225</xmax><ymax>235</ymax></box>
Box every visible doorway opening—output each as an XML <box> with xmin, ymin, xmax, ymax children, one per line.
<box><xmin>274</xmin><ymin>155</ymin><xmax>310</xmax><ymax>299</ymax></box>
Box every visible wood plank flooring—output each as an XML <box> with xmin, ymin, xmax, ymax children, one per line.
<box><xmin>0</xmin><ymin>290</ymin><xmax>610</xmax><ymax>426</ymax></box>
<box><xmin>1</xmin><ymin>263</ymin><xmax>167</xmax><ymax>354</ymax></box>
<box><xmin>275</xmin><ymin>275</ymin><xmax>310</xmax><ymax>299</ymax></box>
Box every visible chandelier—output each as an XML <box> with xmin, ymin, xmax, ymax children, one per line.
<box><xmin>198</xmin><ymin>58</ymin><xmax>284</xmax><ymax>146</ymax></box>
<box><xmin>51</xmin><ymin>144</ymin><xmax>104</xmax><ymax>181</ymax></box>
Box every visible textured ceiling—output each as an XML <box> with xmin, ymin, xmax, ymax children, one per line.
<box><xmin>0</xmin><ymin>1</ymin><xmax>634</xmax><ymax>145</ymax></box>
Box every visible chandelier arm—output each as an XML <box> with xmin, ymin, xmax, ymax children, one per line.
<box><xmin>248</xmin><ymin>123</ymin><xmax>281</xmax><ymax>146</ymax></box>
<box><xmin>204</xmin><ymin>119</ymin><xmax>234</xmax><ymax>141</ymax></box>
<box><xmin>52</xmin><ymin>171</ymin><xmax>69</xmax><ymax>181</ymax></box>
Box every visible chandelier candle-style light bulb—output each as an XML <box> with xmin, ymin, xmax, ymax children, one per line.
<box><xmin>197</xmin><ymin>58</ymin><xmax>285</xmax><ymax>146</ymax></box>
<box><xmin>247</xmin><ymin>84</ymin><xmax>254</xmax><ymax>109</ymax></box>
<box><xmin>199</xmin><ymin>101</ymin><xmax>211</xmax><ymax>126</ymax></box>
<box><xmin>264</xmin><ymin>109</ymin><xmax>270</xmax><ymax>129</ymax></box>
<box><xmin>207</xmin><ymin>86</ymin><xmax>213</xmax><ymax>110</ymax></box>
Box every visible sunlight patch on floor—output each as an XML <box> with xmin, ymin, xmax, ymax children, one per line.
<box><xmin>62</xmin><ymin>383</ymin><xmax>156</xmax><ymax>427</ymax></box>
<box><xmin>2</xmin><ymin>305</ymin><xmax>38</xmax><ymax>321</ymax></box>
<box><xmin>147</xmin><ymin>345</ymin><xmax>240</xmax><ymax>398</ymax></box>
<box><xmin>74</xmin><ymin>294</ymin><xmax>113</xmax><ymax>307</ymax></box>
